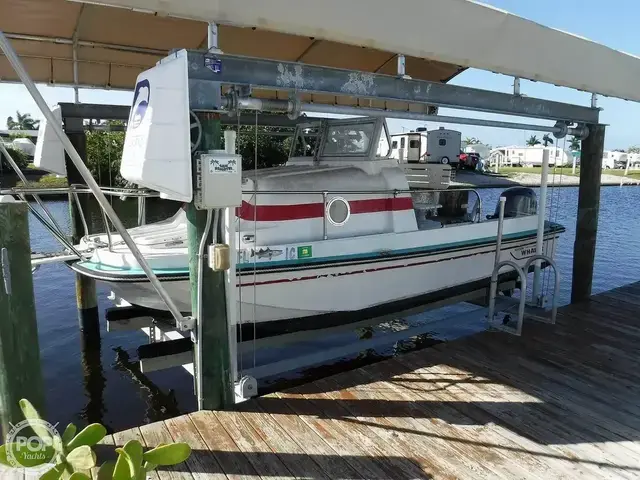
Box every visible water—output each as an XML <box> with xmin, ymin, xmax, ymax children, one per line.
<box><xmin>26</xmin><ymin>186</ymin><xmax>640</xmax><ymax>432</ymax></box>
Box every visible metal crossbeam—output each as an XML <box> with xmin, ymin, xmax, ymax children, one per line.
<box><xmin>58</xmin><ymin>103</ymin><xmax>323</xmax><ymax>129</ymax></box>
<box><xmin>185</xmin><ymin>51</ymin><xmax>599</xmax><ymax>124</ymax></box>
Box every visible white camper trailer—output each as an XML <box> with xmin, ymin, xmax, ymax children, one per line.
<box><xmin>602</xmin><ymin>151</ymin><xmax>628</xmax><ymax>169</ymax></box>
<box><xmin>389</xmin><ymin>130</ymin><xmax>428</xmax><ymax>163</ymax></box>
<box><xmin>491</xmin><ymin>146</ymin><xmax>571</xmax><ymax>167</ymax></box>
<box><xmin>426</xmin><ymin>127</ymin><xmax>461</xmax><ymax>165</ymax></box>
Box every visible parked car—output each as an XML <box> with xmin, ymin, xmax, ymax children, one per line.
<box><xmin>458</xmin><ymin>151</ymin><xmax>479</xmax><ymax>170</ymax></box>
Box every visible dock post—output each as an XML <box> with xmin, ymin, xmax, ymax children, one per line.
<box><xmin>571</xmin><ymin>124</ymin><xmax>605</xmax><ymax>303</ymax></box>
<box><xmin>188</xmin><ymin>21</ymin><xmax>233</xmax><ymax>410</ymax></box>
<box><xmin>0</xmin><ymin>198</ymin><xmax>45</xmax><ymax>436</ymax></box>
<box><xmin>64</xmin><ymin>117</ymin><xmax>100</xmax><ymax>333</ymax></box>
<box><xmin>188</xmin><ymin>112</ymin><xmax>233</xmax><ymax>410</ymax></box>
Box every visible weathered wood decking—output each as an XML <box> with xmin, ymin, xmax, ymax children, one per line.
<box><xmin>99</xmin><ymin>281</ymin><xmax>640</xmax><ymax>479</ymax></box>
<box><xmin>8</xmin><ymin>282</ymin><xmax>640</xmax><ymax>479</ymax></box>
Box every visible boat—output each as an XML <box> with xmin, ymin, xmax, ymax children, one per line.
<box><xmin>71</xmin><ymin>117</ymin><xmax>564</xmax><ymax>331</ymax></box>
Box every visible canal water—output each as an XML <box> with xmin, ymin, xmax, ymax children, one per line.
<box><xmin>25</xmin><ymin>186</ymin><xmax>640</xmax><ymax>432</ymax></box>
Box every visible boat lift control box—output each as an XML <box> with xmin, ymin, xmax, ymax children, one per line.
<box><xmin>194</xmin><ymin>151</ymin><xmax>243</xmax><ymax>209</ymax></box>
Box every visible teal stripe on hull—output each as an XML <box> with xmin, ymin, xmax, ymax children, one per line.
<box><xmin>75</xmin><ymin>223</ymin><xmax>564</xmax><ymax>277</ymax></box>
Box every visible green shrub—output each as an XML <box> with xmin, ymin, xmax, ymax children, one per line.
<box><xmin>0</xmin><ymin>399</ymin><xmax>191</xmax><ymax>480</ymax></box>
<box><xmin>1</xmin><ymin>145</ymin><xmax>29</xmax><ymax>170</ymax></box>
<box><xmin>17</xmin><ymin>175</ymin><xmax>69</xmax><ymax>189</ymax></box>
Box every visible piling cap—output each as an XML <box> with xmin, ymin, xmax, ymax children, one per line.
<box><xmin>0</xmin><ymin>195</ymin><xmax>18</xmax><ymax>203</ymax></box>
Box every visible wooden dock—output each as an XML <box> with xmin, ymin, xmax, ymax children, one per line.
<box><xmin>10</xmin><ymin>282</ymin><xmax>640</xmax><ymax>479</ymax></box>
<box><xmin>101</xmin><ymin>281</ymin><xmax>640</xmax><ymax>479</ymax></box>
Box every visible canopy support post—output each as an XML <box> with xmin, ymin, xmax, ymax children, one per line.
<box><xmin>191</xmin><ymin>22</ymin><xmax>234</xmax><ymax>410</ymax></box>
<box><xmin>571</xmin><ymin>124</ymin><xmax>605</xmax><ymax>303</ymax></box>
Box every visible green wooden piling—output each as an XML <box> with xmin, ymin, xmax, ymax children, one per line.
<box><xmin>187</xmin><ymin>112</ymin><xmax>233</xmax><ymax>410</ymax></box>
<box><xmin>0</xmin><ymin>199</ymin><xmax>45</xmax><ymax>437</ymax></box>
<box><xmin>64</xmin><ymin>118</ymin><xmax>100</xmax><ymax>331</ymax></box>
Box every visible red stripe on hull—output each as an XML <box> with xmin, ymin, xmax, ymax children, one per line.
<box><xmin>236</xmin><ymin>197</ymin><xmax>413</xmax><ymax>221</ymax></box>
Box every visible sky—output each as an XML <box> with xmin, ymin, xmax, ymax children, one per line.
<box><xmin>1</xmin><ymin>0</ymin><xmax>639</xmax><ymax>150</ymax></box>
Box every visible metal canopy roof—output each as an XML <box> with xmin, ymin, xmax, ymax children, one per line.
<box><xmin>0</xmin><ymin>0</ymin><xmax>464</xmax><ymax>111</ymax></box>
<box><xmin>3</xmin><ymin>0</ymin><xmax>639</xmax><ymax>108</ymax></box>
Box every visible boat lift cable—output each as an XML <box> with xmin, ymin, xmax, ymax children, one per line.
<box><xmin>0</xmin><ymin>31</ymin><xmax>186</xmax><ymax>326</ymax></box>
<box><xmin>236</xmin><ymin>112</ymin><xmax>243</xmax><ymax>378</ymax></box>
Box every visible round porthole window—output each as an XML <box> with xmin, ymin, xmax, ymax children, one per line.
<box><xmin>327</xmin><ymin>197</ymin><xmax>351</xmax><ymax>226</ymax></box>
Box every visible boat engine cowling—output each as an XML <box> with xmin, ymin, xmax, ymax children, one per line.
<box><xmin>491</xmin><ymin>187</ymin><xmax>537</xmax><ymax>218</ymax></box>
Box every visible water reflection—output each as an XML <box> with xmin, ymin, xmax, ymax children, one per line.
<box><xmin>79</xmin><ymin>318</ymin><xmax>106</xmax><ymax>427</ymax></box>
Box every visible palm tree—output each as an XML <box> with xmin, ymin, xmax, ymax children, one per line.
<box><xmin>542</xmin><ymin>134</ymin><xmax>554</xmax><ymax>147</ymax></box>
<box><xmin>526</xmin><ymin>135</ymin><xmax>541</xmax><ymax>146</ymax></box>
<box><xmin>463</xmin><ymin>136</ymin><xmax>480</xmax><ymax>145</ymax></box>
<box><xmin>568</xmin><ymin>136</ymin><xmax>581</xmax><ymax>151</ymax></box>
<box><xmin>6</xmin><ymin>111</ymin><xmax>39</xmax><ymax>130</ymax></box>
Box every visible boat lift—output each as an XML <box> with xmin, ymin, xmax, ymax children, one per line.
<box><xmin>0</xmin><ymin>14</ymin><xmax>605</xmax><ymax>407</ymax></box>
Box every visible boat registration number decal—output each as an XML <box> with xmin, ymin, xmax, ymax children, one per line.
<box><xmin>297</xmin><ymin>245</ymin><xmax>312</xmax><ymax>258</ymax></box>
<box><xmin>209</xmin><ymin>157</ymin><xmax>238</xmax><ymax>174</ymax></box>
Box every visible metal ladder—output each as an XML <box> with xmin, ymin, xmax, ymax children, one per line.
<box><xmin>487</xmin><ymin>197</ymin><xmax>560</xmax><ymax>336</ymax></box>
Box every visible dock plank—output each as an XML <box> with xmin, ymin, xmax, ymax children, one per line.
<box><xmin>189</xmin><ymin>411</ymin><xmax>261</xmax><ymax>480</ymax></box>
<box><xmin>381</xmin><ymin>358</ymin><xmax>599</xmax><ymax>480</ymax></box>
<box><xmin>360</xmin><ymin>360</ymin><xmax>572</xmax><ymax>480</ymax></box>
<box><xmin>238</xmin><ymin>400</ymin><xmax>333</xmax><ymax>480</ymax></box>
<box><xmin>213</xmin><ymin>410</ymin><xmax>296</xmax><ymax>480</ymax></box>
<box><xmin>270</xmin><ymin>391</ymin><xmax>411</xmax><ymax>479</ymax></box>
<box><xmin>164</xmin><ymin>415</ymin><xmax>228</xmax><ymax>480</ymax></box>
<box><xmin>140</xmin><ymin>421</ymin><xmax>195</xmax><ymax>480</ymax></box>
<box><xmin>248</xmin><ymin>395</ymin><xmax>367</xmax><ymax>480</ymax></box>
<box><xmin>349</xmin><ymin>367</ymin><xmax>537</xmax><ymax>480</ymax></box>
<box><xmin>278</xmin><ymin>387</ymin><xmax>431</xmax><ymax>479</ymax></box>
<box><xmin>318</xmin><ymin>373</ymin><xmax>494</xmax><ymax>479</ymax></box>
<box><xmin>396</xmin><ymin>354</ymin><xmax>634</xmax><ymax>480</ymax></box>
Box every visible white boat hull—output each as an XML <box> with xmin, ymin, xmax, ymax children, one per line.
<box><xmin>102</xmin><ymin>231</ymin><xmax>559</xmax><ymax>325</ymax></box>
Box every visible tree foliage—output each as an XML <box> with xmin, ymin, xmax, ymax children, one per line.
<box><xmin>526</xmin><ymin>135</ymin><xmax>541</xmax><ymax>146</ymax></box>
<box><xmin>568</xmin><ymin>136</ymin><xmax>581</xmax><ymax>151</ymax></box>
<box><xmin>6</xmin><ymin>111</ymin><xmax>39</xmax><ymax>130</ymax></box>
<box><xmin>463</xmin><ymin>136</ymin><xmax>481</xmax><ymax>145</ymax></box>
<box><xmin>542</xmin><ymin>134</ymin><xmax>554</xmax><ymax>147</ymax></box>
<box><xmin>0</xmin><ymin>145</ymin><xmax>29</xmax><ymax>171</ymax></box>
<box><xmin>81</xmin><ymin>122</ymin><xmax>290</xmax><ymax>188</ymax></box>
<box><xmin>627</xmin><ymin>146</ymin><xmax>640</xmax><ymax>154</ymax></box>
<box><xmin>86</xmin><ymin>121</ymin><xmax>127</xmax><ymax>187</ymax></box>
<box><xmin>232</xmin><ymin>126</ymin><xmax>291</xmax><ymax>170</ymax></box>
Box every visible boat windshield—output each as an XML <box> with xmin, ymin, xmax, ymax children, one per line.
<box><xmin>289</xmin><ymin>117</ymin><xmax>390</xmax><ymax>160</ymax></box>
<box><xmin>322</xmin><ymin>123</ymin><xmax>376</xmax><ymax>156</ymax></box>
<box><xmin>289</xmin><ymin>123</ymin><xmax>320</xmax><ymax>157</ymax></box>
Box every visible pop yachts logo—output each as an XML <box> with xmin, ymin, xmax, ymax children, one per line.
<box><xmin>5</xmin><ymin>419</ymin><xmax>59</xmax><ymax>473</ymax></box>
<box><xmin>129</xmin><ymin>79</ymin><xmax>150</xmax><ymax>129</ymax></box>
